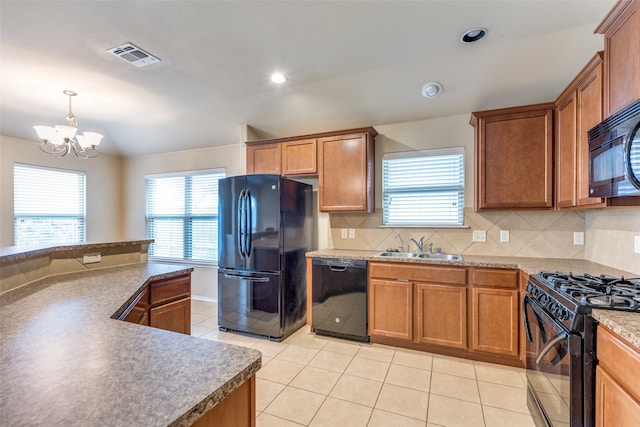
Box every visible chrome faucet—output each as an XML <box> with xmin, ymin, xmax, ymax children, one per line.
<box><xmin>428</xmin><ymin>243</ymin><xmax>433</xmax><ymax>254</ymax></box>
<box><xmin>409</xmin><ymin>236</ymin><xmax>426</xmax><ymax>253</ymax></box>
<box><xmin>395</xmin><ymin>233</ymin><xmax>407</xmax><ymax>252</ymax></box>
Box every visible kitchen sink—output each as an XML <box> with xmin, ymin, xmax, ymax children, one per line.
<box><xmin>375</xmin><ymin>251</ymin><xmax>463</xmax><ymax>261</ymax></box>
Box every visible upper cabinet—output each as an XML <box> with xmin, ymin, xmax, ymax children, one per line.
<box><xmin>245</xmin><ymin>127</ymin><xmax>377</xmax><ymax>212</ymax></box>
<box><xmin>555</xmin><ymin>52</ymin><xmax>606</xmax><ymax>209</ymax></box>
<box><xmin>471</xmin><ymin>103</ymin><xmax>555</xmax><ymax>211</ymax></box>
<box><xmin>596</xmin><ymin>0</ymin><xmax>640</xmax><ymax>116</ymax></box>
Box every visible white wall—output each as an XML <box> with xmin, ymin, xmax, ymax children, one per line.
<box><xmin>0</xmin><ymin>135</ymin><xmax>124</xmax><ymax>246</ymax></box>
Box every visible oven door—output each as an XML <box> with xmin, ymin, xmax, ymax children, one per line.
<box><xmin>523</xmin><ymin>295</ymin><xmax>582</xmax><ymax>427</ymax></box>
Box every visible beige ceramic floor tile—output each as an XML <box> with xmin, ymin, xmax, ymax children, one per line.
<box><xmin>392</xmin><ymin>348</ymin><xmax>433</xmax><ymax>370</ymax></box>
<box><xmin>252</xmin><ymin>339</ymin><xmax>289</xmax><ymax>358</ymax></box>
<box><xmin>478</xmin><ymin>381</ymin><xmax>530</xmax><ymax>414</ymax></box>
<box><xmin>329</xmin><ymin>374</ymin><xmax>383</xmax><ymax>407</ymax></box>
<box><xmin>257</xmin><ymin>412</ymin><xmax>305</xmax><ymax>427</ymax></box>
<box><xmin>192</xmin><ymin>316</ymin><xmax>218</xmax><ymax>330</ymax></box>
<box><xmin>432</xmin><ymin>354</ymin><xmax>476</xmax><ymax>379</ymax></box>
<box><xmin>344</xmin><ymin>357</ymin><xmax>390</xmax><ymax>382</ymax></box>
<box><xmin>474</xmin><ymin>362</ymin><xmax>526</xmax><ymax>388</ymax></box>
<box><xmin>384</xmin><ymin>364</ymin><xmax>431</xmax><ymax>392</ymax></box>
<box><xmin>483</xmin><ymin>406</ymin><xmax>536</xmax><ymax>427</ymax></box>
<box><xmin>256</xmin><ymin>378</ymin><xmax>286</xmax><ymax>412</ymax></box>
<box><xmin>308</xmin><ymin>349</ymin><xmax>355</xmax><ymax>373</ymax></box>
<box><xmin>257</xmin><ymin>358</ymin><xmax>305</xmax><ymax>385</ymax></box>
<box><xmin>310</xmin><ymin>397</ymin><xmax>372</xmax><ymax>427</ymax></box>
<box><xmin>367</xmin><ymin>409</ymin><xmax>425</xmax><ymax>427</ymax></box>
<box><xmin>276</xmin><ymin>344</ymin><xmax>321</xmax><ymax>365</ymax></box>
<box><xmin>322</xmin><ymin>339</ymin><xmax>362</xmax><ymax>356</ymax></box>
<box><xmin>287</xmin><ymin>332</ymin><xmax>328</xmax><ymax>350</ymax></box>
<box><xmin>375</xmin><ymin>384</ymin><xmax>429</xmax><ymax>421</ymax></box>
<box><xmin>264</xmin><ymin>387</ymin><xmax>326</xmax><ymax>425</ymax></box>
<box><xmin>427</xmin><ymin>394</ymin><xmax>484</xmax><ymax>427</ymax></box>
<box><xmin>356</xmin><ymin>345</ymin><xmax>396</xmax><ymax>362</ymax></box>
<box><xmin>289</xmin><ymin>366</ymin><xmax>342</xmax><ymax>395</ymax></box>
<box><xmin>430</xmin><ymin>371</ymin><xmax>480</xmax><ymax>403</ymax></box>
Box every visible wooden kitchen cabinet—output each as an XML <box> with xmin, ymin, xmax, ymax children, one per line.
<box><xmin>415</xmin><ymin>283</ymin><xmax>466</xmax><ymax>349</ymax></box>
<box><xmin>318</xmin><ymin>131</ymin><xmax>375</xmax><ymax>212</ymax></box>
<box><xmin>246</xmin><ymin>142</ymin><xmax>281</xmax><ymax>174</ymax></box>
<box><xmin>555</xmin><ymin>52</ymin><xmax>606</xmax><ymax>209</ymax></box>
<box><xmin>471</xmin><ymin>268</ymin><xmax>519</xmax><ymax>358</ymax></box>
<box><xmin>471</xmin><ymin>103</ymin><xmax>555</xmax><ymax>210</ymax></box>
<box><xmin>281</xmin><ymin>138</ymin><xmax>317</xmax><ymax>175</ymax></box>
<box><xmin>368</xmin><ymin>278</ymin><xmax>413</xmax><ymax>340</ymax></box>
<box><xmin>121</xmin><ymin>287</ymin><xmax>150</xmax><ymax>326</ymax></box>
<box><xmin>595</xmin><ymin>325</ymin><xmax>640</xmax><ymax>427</ymax></box>
<box><xmin>596</xmin><ymin>0</ymin><xmax>640</xmax><ymax>117</ymax></box>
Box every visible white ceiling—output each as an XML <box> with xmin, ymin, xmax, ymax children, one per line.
<box><xmin>0</xmin><ymin>0</ymin><xmax>616</xmax><ymax>157</ymax></box>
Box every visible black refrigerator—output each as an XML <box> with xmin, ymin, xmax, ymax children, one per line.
<box><xmin>217</xmin><ymin>174</ymin><xmax>312</xmax><ymax>341</ymax></box>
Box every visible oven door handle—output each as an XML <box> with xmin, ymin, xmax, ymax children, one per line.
<box><xmin>536</xmin><ymin>331</ymin><xmax>569</xmax><ymax>366</ymax></box>
<box><xmin>523</xmin><ymin>295</ymin><xmax>549</xmax><ymax>344</ymax></box>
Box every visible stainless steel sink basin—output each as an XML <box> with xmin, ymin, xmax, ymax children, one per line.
<box><xmin>375</xmin><ymin>251</ymin><xmax>463</xmax><ymax>261</ymax></box>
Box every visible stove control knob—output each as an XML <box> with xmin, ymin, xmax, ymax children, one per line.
<box><xmin>539</xmin><ymin>294</ymin><xmax>548</xmax><ymax>305</ymax></box>
<box><xmin>558</xmin><ymin>307</ymin><xmax>569</xmax><ymax>320</ymax></box>
<box><xmin>548</xmin><ymin>301</ymin><xmax>557</xmax><ymax>312</ymax></box>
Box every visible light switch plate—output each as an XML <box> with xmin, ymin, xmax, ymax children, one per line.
<box><xmin>635</xmin><ymin>236</ymin><xmax>640</xmax><ymax>254</ymax></box>
<box><xmin>83</xmin><ymin>252</ymin><xmax>101</xmax><ymax>264</ymax></box>
<box><xmin>348</xmin><ymin>228</ymin><xmax>356</xmax><ymax>239</ymax></box>
<box><xmin>573</xmin><ymin>232</ymin><xmax>584</xmax><ymax>246</ymax></box>
<box><xmin>341</xmin><ymin>229</ymin><xmax>347</xmax><ymax>239</ymax></box>
<box><xmin>500</xmin><ymin>230</ymin><xmax>510</xmax><ymax>243</ymax></box>
<box><xmin>472</xmin><ymin>230</ymin><xmax>486</xmax><ymax>242</ymax></box>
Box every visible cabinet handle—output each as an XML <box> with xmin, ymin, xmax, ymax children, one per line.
<box><xmin>396</xmin><ymin>278</ymin><xmax>409</xmax><ymax>282</ymax></box>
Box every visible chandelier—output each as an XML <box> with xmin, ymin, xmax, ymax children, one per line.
<box><xmin>33</xmin><ymin>90</ymin><xmax>103</xmax><ymax>159</ymax></box>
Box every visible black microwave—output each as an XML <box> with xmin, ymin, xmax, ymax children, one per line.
<box><xmin>588</xmin><ymin>98</ymin><xmax>640</xmax><ymax>198</ymax></box>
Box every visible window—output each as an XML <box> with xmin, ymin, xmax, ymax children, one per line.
<box><xmin>145</xmin><ymin>169</ymin><xmax>225</xmax><ymax>264</ymax></box>
<box><xmin>382</xmin><ymin>147</ymin><xmax>464</xmax><ymax>226</ymax></box>
<box><xmin>14</xmin><ymin>163</ymin><xmax>86</xmax><ymax>245</ymax></box>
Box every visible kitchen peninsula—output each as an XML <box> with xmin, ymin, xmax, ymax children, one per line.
<box><xmin>0</xmin><ymin>241</ymin><xmax>260</xmax><ymax>427</ymax></box>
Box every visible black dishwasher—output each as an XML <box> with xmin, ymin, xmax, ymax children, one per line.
<box><xmin>311</xmin><ymin>258</ymin><xmax>369</xmax><ymax>342</ymax></box>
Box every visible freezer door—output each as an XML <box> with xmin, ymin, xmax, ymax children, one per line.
<box><xmin>218</xmin><ymin>269</ymin><xmax>283</xmax><ymax>338</ymax></box>
<box><xmin>218</xmin><ymin>176</ymin><xmax>247</xmax><ymax>269</ymax></box>
<box><xmin>245</xmin><ymin>175</ymin><xmax>281</xmax><ymax>272</ymax></box>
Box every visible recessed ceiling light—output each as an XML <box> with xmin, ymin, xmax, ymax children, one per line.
<box><xmin>422</xmin><ymin>82</ymin><xmax>443</xmax><ymax>99</ymax></box>
<box><xmin>460</xmin><ymin>28</ymin><xmax>488</xmax><ymax>44</ymax></box>
<box><xmin>270</xmin><ymin>73</ymin><xmax>286</xmax><ymax>84</ymax></box>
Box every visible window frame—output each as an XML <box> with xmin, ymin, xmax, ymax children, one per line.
<box><xmin>382</xmin><ymin>147</ymin><xmax>465</xmax><ymax>228</ymax></box>
<box><xmin>145</xmin><ymin>168</ymin><xmax>225</xmax><ymax>266</ymax></box>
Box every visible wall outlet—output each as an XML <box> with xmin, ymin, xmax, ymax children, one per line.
<box><xmin>83</xmin><ymin>252</ymin><xmax>101</xmax><ymax>264</ymax></box>
<box><xmin>500</xmin><ymin>230</ymin><xmax>510</xmax><ymax>243</ymax></box>
<box><xmin>635</xmin><ymin>236</ymin><xmax>640</xmax><ymax>254</ymax></box>
<box><xmin>348</xmin><ymin>228</ymin><xmax>356</xmax><ymax>239</ymax></box>
<box><xmin>573</xmin><ymin>232</ymin><xmax>584</xmax><ymax>246</ymax></box>
<box><xmin>341</xmin><ymin>229</ymin><xmax>347</xmax><ymax>239</ymax></box>
<box><xmin>472</xmin><ymin>230</ymin><xmax>486</xmax><ymax>242</ymax></box>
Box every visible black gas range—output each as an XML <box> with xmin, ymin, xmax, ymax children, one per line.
<box><xmin>524</xmin><ymin>271</ymin><xmax>640</xmax><ymax>427</ymax></box>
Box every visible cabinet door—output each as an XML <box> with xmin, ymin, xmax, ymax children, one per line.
<box><xmin>246</xmin><ymin>143</ymin><xmax>281</xmax><ymax>174</ymax></box>
<box><xmin>318</xmin><ymin>133</ymin><xmax>374</xmax><ymax>212</ymax></box>
<box><xmin>576</xmin><ymin>55</ymin><xmax>606</xmax><ymax>207</ymax></box>
<box><xmin>473</xmin><ymin>105</ymin><xmax>554</xmax><ymax>210</ymax></box>
<box><xmin>471</xmin><ymin>288</ymin><xmax>519</xmax><ymax>357</ymax></box>
<box><xmin>556</xmin><ymin>93</ymin><xmax>577</xmax><ymax>208</ymax></box>
<box><xmin>415</xmin><ymin>283</ymin><xmax>466</xmax><ymax>349</ymax></box>
<box><xmin>150</xmin><ymin>297</ymin><xmax>191</xmax><ymax>335</ymax></box>
<box><xmin>596</xmin><ymin>366</ymin><xmax>640</xmax><ymax>427</ymax></box>
<box><xmin>368</xmin><ymin>278</ymin><xmax>412</xmax><ymax>340</ymax></box>
<box><xmin>282</xmin><ymin>138</ymin><xmax>317</xmax><ymax>175</ymax></box>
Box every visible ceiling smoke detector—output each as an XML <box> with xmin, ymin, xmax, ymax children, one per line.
<box><xmin>107</xmin><ymin>42</ymin><xmax>161</xmax><ymax>67</ymax></box>
<box><xmin>421</xmin><ymin>82</ymin><xmax>443</xmax><ymax>99</ymax></box>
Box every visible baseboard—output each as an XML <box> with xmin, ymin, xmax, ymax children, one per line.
<box><xmin>191</xmin><ymin>295</ymin><xmax>217</xmax><ymax>303</ymax></box>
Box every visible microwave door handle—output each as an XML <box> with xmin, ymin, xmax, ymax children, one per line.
<box><xmin>536</xmin><ymin>332</ymin><xmax>569</xmax><ymax>366</ymax></box>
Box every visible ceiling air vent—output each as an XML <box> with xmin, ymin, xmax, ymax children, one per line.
<box><xmin>107</xmin><ymin>42</ymin><xmax>161</xmax><ymax>68</ymax></box>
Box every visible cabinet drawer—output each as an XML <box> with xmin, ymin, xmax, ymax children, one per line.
<box><xmin>597</xmin><ymin>326</ymin><xmax>640</xmax><ymax>402</ymax></box>
<box><xmin>369</xmin><ymin>262</ymin><xmax>466</xmax><ymax>285</ymax></box>
<box><xmin>472</xmin><ymin>268</ymin><xmax>518</xmax><ymax>289</ymax></box>
<box><xmin>150</xmin><ymin>274</ymin><xmax>191</xmax><ymax>306</ymax></box>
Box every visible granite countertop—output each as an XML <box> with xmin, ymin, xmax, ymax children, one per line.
<box><xmin>0</xmin><ymin>239</ymin><xmax>154</xmax><ymax>262</ymax></box>
<box><xmin>0</xmin><ymin>263</ymin><xmax>261</xmax><ymax>426</ymax></box>
<box><xmin>307</xmin><ymin>249</ymin><xmax>640</xmax><ymax>350</ymax></box>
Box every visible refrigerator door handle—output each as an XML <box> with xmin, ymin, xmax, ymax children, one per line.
<box><xmin>223</xmin><ymin>273</ymin><xmax>270</xmax><ymax>283</ymax></box>
<box><xmin>237</xmin><ymin>189</ymin><xmax>246</xmax><ymax>257</ymax></box>
<box><xmin>245</xmin><ymin>190</ymin><xmax>252</xmax><ymax>258</ymax></box>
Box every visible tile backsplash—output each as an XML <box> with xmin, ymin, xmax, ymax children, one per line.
<box><xmin>328</xmin><ymin>208</ymin><xmax>586</xmax><ymax>259</ymax></box>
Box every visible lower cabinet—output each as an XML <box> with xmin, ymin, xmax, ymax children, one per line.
<box><xmin>120</xmin><ymin>273</ymin><xmax>192</xmax><ymax>335</ymax></box>
<box><xmin>192</xmin><ymin>375</ymin><xmax>256</xmax><ymax>427</ymax></box>
<box><xmin>368</xmin><ymin>262</ymin><xmax>521</xmax><ymax>365</ymax></box>
<box><xmin>595</xmin><ymin>325</ymin><xmax>640</xmax><ymax>427</ymax></box>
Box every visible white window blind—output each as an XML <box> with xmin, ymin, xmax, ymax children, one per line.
<box><xmin>382</xmin><ymin>147</ymin><xmax>464</xmax><ymax>226</ymax></box>
<box><xmin>145</xmin><ymin>169</ymin><xmax>225</xmax><ymax>264</ymax></box>
<box><xmin>14</xmin><ymin>163</ymin><xmax>86</xmax><ymax>245</ymax></box>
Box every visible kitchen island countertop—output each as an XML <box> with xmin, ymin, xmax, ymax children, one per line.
<box><xmin>0</xmin><ymin>262</ymin><xmax>261</xmax><ymax>426</ymax></box>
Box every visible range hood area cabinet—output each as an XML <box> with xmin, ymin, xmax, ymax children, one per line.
<box><xmin>555</xmin><ymin>52</ymin><xmax>607</xmax><ymax>210</ymax></box>
<box><xmin>245</xmin><ymin>127</ymin><xmax>377</xmax><ymax>213</ymax></box>
<box><xmin>470</xmin><ymin>103</ymin><xmax>555</xmax><ymax>211</ymax></box>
